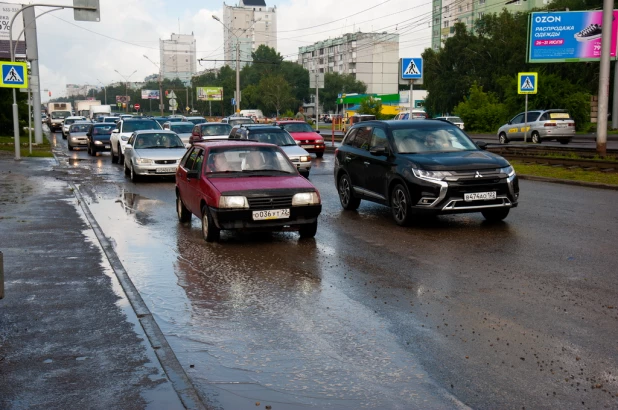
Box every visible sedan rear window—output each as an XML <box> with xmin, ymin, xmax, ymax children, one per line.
<box><xmin>123</xmin><ymin>121</ymin><xmax>161</xmax><ymax>132</ymax></box>
<box><xmin>200</xmin><ymin>124</ymin><xmax>232</xmax><ymax>136</ymax></box>
<box><xmin>282</xmin><ymin>123</ymin><xmax>314</xmax><ymax>133</ymax></box>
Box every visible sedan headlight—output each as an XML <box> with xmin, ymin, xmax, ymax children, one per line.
<box><xmin>300</xmin><ymin>156</ymin><xmax>311</xmax><ymax>162</ymax></box>
<box><xmin>412</xmin><ymin>168</ymin><xmax>453</xmax><ymax>181</ymax></box>
<box><xmin>292</xmin><ymin>192</ymin><xmax>320</xmax><ymax>206</ymax></box>
<box><xmin>499</xmin><ymin>165</ymin><xmax>515</xmax><ymax>177</ymax></box>
<box><xmin>135</xmin><ymin>158</ymin><xmax>153</xmax><ymax>164</ymax></box>
<box><xmin>219</xmin><ymin>196</ymin><xmax>249</xmax><ymax>209</ymax></box>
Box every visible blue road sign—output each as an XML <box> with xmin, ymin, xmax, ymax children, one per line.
<box><xmin>518</xmin><ymin>72</ymin><xmax>538</xmax><ymax>94</ymax></box>
<box><xmin>231</xmin><ymin>98</ymin><xmax>235</xmax><ymax>106</ymax></box>
<box><xmin>0</xmin><ymin>62</ymin><xmax>28</xmax><ymax>88</ymax></box>
<box><xmin>401</xmin><ymin>58</ymin><xmax>423</xmax><ymax>80</ymax></box>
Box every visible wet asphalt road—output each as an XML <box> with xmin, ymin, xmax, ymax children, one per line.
<box><xmin>49</xmin><ymin>132</ymin><xmax>618</xmax><ymax>409</ymax></box>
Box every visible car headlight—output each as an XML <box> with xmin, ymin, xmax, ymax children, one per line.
<box><xmin>219</xmin><ymin>196</ymin><xmax>249</xmax><ymax>209</ymax></box>
<box><xmin>300</xmin><ymin>156</ymin><xmax>311</xmax><ymax>162</ymax></box>
<box><xmin>499</xmin><ymin>165</ymin><xmax>515</xmax><ymax>177</ymax></box>
<box><xmin>412</xmin><ymin>168</ymin><xmax>453</xmax><ymax>181</ymax></box>
<box><xmin>292</xmin><ymin>192</ymin><xmax>320</xmax><ymax>205</ymax></box>
<box><xmin>316</xmin><ymin>139</ymin><xmax>324</xmax><ymax>144</ymax></box>
<box><xmin>94</xmin><ymin>140</ymin><xmax>103</xmax><ymax>145</ymax></box>
<box><xmin>121</xmin><ymin>135</ymin><xmax>129</xmax><ymax>141</ymax></box>
<box><xmin>135</xmin><ymin>158</ymin><xmax>153</xmax><ymax>164</ymax></box>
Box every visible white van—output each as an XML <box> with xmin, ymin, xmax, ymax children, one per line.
<box><xmin>239</xmin><ymin>109</ymin><xmax>264</xmax><ymax>119</ymax></box>
<box><xmin>394</xmin><ymin>109</ymin><xmax>428</xmax><ymax>120</ymax></box>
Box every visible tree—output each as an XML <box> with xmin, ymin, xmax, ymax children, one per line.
<box><xmin>357</xmin><ymin>96</ymin><xmax>383</xmax><ymax>119</ymax></box>
<box><xmin>258</xmin><ymin>75</ymin><xmax>294</xmax><ymax>118</ymax></box>
<box><xmin>453</xmin><ymin>83</ymin><xmax>510</xmax><ymax>132</ymax></box>
<box><xmin>321</xmin><ymin>72</ymin><xmax>367</xmax><ymax>113</ymax></box>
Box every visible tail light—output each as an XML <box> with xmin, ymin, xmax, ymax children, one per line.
<box><xmin>568</xmin><ymin>123</ymin><xmax>575</xmax><ymax>127</ymax></box>
<box><xmin>543</xmin><ymin>122</ymin><xmax>557</xmax><ymax>127</ymax></box>
<box><xmin>335</xmin><ymin>148</ymin><xmax>339</xmax><ymax>155</ymax></box>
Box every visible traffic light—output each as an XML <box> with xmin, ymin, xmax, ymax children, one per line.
<box><xmin>165</xmin><ymin>90</ymin><xmax>169</xmax><ymax>97</ymax></box>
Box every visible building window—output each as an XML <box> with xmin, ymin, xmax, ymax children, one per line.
<box><xmin>443</xmin><ymin>5</ymin><xmax>449</xmax><ymax>13</ymax></box>
<box><xmin>319</xmin><ymin>68</ymin><xmax>324</xmax><ymax>73</ymax></box>
<box><xmin>443</xmin><ymin>20</ymin><xmax>449</xmax><ymax>28</ymax></box>
<box><xmin>479</xmin><ymin>0</ymin><xmax>485</xmax><ymax>4</ymax></box>
<box><xmin>478</xmin><ymin>11</ymin><xmax>484</xmax><ymax>17</ymax></box>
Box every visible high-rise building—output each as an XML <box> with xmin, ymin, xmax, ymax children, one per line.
<box><xmin>66</xmin><ymin>84</ymin><xmax>93</xmax><ymax>98</ymax></box>
<box><xmin>160</xmin><ymin>33</ymin><xmax>197</xmax><ymax>84</ymax></box>
<box><xmin>298</xmin><ymin>32</ymin><xmax>400</xmax><ymax>95</ymax></box>
<box><xmin>431</xmin><ymin>0</ymin><xmax>548</xmax><ymax>50</ymax></box>
<box><xmin>222</xmin><ymin>0</ymin><xmax>277</xmax><ymax>69</ymax></box>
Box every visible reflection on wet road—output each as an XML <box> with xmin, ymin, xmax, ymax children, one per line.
<box><xmin>52</xmin><ymin>132</ymin><xmax>618</xmax><ymax>409</ymax></box>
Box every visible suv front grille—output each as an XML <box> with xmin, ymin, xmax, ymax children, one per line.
<box><xmin>248</xmin><ymin>195</ymin><xmax>294</xmax><ymax>210</ymax></box>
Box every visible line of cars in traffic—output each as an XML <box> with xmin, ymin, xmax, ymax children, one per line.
<box><xmin>58</xmin><ymin>114</ymin><xmax>521</xmax><ymax>242</ymax></box>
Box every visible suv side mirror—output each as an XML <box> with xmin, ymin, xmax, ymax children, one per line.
<box><xmin>113</xmin><ymin>129</ymin><xmax>119</xmax><ymax>133</ymax></box>
<box><xmin>370</xmin><ymin>146</ymin><xmax>388</xmax><ymax>156</ymax></box>
<box><xmin>475</xmin><ymin>141</ymin><xmax>488</xmax><ymax>150</ymax></box>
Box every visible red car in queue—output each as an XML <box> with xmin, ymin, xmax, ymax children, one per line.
<box><xmin>272</xmin><ymin>120</ymin><xmax>325</xmax><ymax>158</ymax></box>
<box><xmin>175</xmin><ymin>140</ymin><xmax>322</xmax><ymax>242</ymax></box>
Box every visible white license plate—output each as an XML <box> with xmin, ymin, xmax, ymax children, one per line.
<box><xmin>252</xmin><ymin>209</ymin><xmax>290</xmax><ymax>220</ymax></box>
<box><xmin>104</xmin><ymin>145</ymin><xmax>110</xmax><ymax>149</ymax></box>
<box><xmin>301</xmin><ymin>145</ymin><xmax>314</xmax><ymax>148</ymax></box>
<box><xmin>557</xmin><ymin>123</ymin><xmax>567</xmax><ymax>128</ymax></box>
<box><xmin>464</xmin><ymin>191</ymin><xmax>496</xmax><ymax>202</ymax></box>
<box><xmin>156</xmin><ymin>167</ymin><xmax>176</xmax><ymax>173</ymax></box>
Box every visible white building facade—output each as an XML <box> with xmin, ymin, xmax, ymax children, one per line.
<box><xmin>298</xmin><ymin>32</ymin><xmax>400</xmax><ymax>95</ymax></box>
<box><xmin>222</xmin><ymin>0</ymin><xmax>277</xmax><ymax>69</ymax></box>
<box><xmin>160</xmin><ymin>33</ymin><xmax>197</xmax><ymax>84</ymax></box>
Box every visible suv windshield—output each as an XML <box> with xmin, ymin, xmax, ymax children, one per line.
<box><xmin>249</xmin><ymin>131</ymin><xmax>296</xmax><ymax>146</ymax></box>
<box><xmin>123</xmin><ymin>120</ymin><xmax>161</xmax><ymax>132</ymax></box>
<box><xmin>282</xmin><ymin>123</ymin><xmax>314</xmax><ymax>133</ymax></box>
<box><xmin>51</xmin><ymin>111</ymin><xmax>71</xmax><ymax>119</ymax></box>
<box><xmin>392</xmin><ymin>124</ymin><xmax>477</xmax><ymax>153</ymax></box>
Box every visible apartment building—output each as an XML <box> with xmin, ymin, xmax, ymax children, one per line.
<box><xmin>298</xmin><ymin>32</ymin><xmax>400</xmax><ymax>95</ymax></box>
<box><xmin>160</xmin><ymin>33</ymin><xmax>197</xmax><ymax>84</ymax></box>
<box><xmin>66</xmin><ymin>84</ymin><xmax>92</xmax><ymax>98</ymax></box>
<box><xmin>222</xmin><ymin>0</ymin><xmax>277</xmax><ymax>69</ymax></box>
<box><xmin>431</xmin><ymin>0</ymin><xmax>548</xmax><ymax>50</ymax></box>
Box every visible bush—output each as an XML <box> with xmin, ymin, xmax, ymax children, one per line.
<box><xmin>453</xmin><ymin>83</ymin><xmax>510</xmax><ymax>132</ymax></box>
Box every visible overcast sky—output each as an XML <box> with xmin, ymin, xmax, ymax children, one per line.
<box><xmin>5</xmin><ymin>0</ymin><xmax>432</xmax><ymax>101</ymax></box>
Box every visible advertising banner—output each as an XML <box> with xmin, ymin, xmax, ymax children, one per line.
<box><xmin>141</xmin><ymin>89</ymin><xmax>160</xmax><ymax>100</ymax></box>
<box><xmin>197</xmin><ymin>86</ymin><xmax>223</xmax><ymax>101</ymax></box>
<box><xmin>115</xmin><ymin>95</ymin><xmax>130</xmax><ymax>103</ymax></box>
<box><xmin>529</xmin><ymin>10</ymin><xmax>618</xmax><ymax>63</ymax></box>
<box><xmin>0</xmin><ymin>2</ymin><xmax>26</xmax><ymax>59</ymax></box>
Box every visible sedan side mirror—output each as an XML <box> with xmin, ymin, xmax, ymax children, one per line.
<box><xmin>187</xmin><ymin>170</ymin><xmax>199</xmax><ymax>179</ymax></box>
<box><xmin>475</xmin><ymin>141</ymin><xmax>488</xmax><ymax>150</ymax></box>
<box><xmin>113</xmin><ymin>129</ymin><xmax>119</xmax><ymax>133</ymax></box>
<box><xmin>125</xmin><ymin>145</ymin><xmax>132</xmax><ymax>150</ymax></box>
<box><xmin>369</xmin><ymin>146</ymin><xmax>388</xmax><ymax>156</ymax></box>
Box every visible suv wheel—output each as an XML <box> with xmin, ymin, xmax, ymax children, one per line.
<box><xmin>531</xmin><ymin>132</ymin><xmax>542</xmax><ymax>144</ymax></box>
<box><xmin>482</xmin><ymin>208</ymin><xmax>510</xmax><ymax>222</ymax></box>
<box><xmin>498</xmin><ymin>133</ymin><xmax>509</xmax><ymax>144</ymax></box>
<box><xmin>111</xmin><ymin>144</ymin><xmax>118</xmax><ymax>163</ymax></box>
<box><xmin>201</xmin><ymin>206</ymin><xmax>220</xmax><ymax>242</ymax></box>
<box><xmin>338</xmin><ymin>174</ymin><xmax>360</xmax><ymax>210</ymax></box>
<box><xmin>390</xmin><ymin>183</ymin><xmax>412</xmax><ymax>226</ymax></box>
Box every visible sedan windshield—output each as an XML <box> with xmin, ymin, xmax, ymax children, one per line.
<box><xmin>133</xmin><ymin>133</ymin><xmax>184</xmax><ymax>149</ymax></box>
<box><xmin>70</xmin><ymin>124</ymin><xmax>90</xmax><ymax>133</ymax></box>
<box><xmin>123</xmin><ymin>120</ymin><xmax>161</xmax><ymax>132</ymax></box>
<box><xmin>92</xmin><ymin>125</ymin><xmax>114</xmax><ymax>135</ymax></box>
<box><xmin>200</xmin><ymin>124</ymin><xmax>232</xmax><ymax>136</ymax></box>
<box><xmin>392</xmin><ymin>124</ymin><xmax>478</xmax><ymax>153</ymax></box>
<box><xmin>170</xmin><ymin>123</ymin><xmax>194</xmax><ymax>134</ymax></box>
<box><xmin>249</xmin><ymin>131</ymin><xmax>296</xmax><ymax>146</ymax></box>
<box><xmin>282</xmin><ymin>123</ymin><xmax>314</xmax><ymax>133</ymax></box>
<box><xmin>206</xmin><ymin>147</ymin><xmax>296</xmax><ymax>174</ymax></box>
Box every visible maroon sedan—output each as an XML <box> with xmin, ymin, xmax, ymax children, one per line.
<box><xmin>273</xmin><ymin>120</ymin><xmax>325</xmax><ymax>158</ymax></box>
<box><xmin>175</xmin><ymin>140</ymin><xmax>322</xmax><ymax>242</ymax></box>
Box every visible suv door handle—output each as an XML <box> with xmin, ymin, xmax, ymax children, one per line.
<box><xmin>363</xmin><ymin>161</ymin><xmax>370</xmax><ymax>166</ymax></box>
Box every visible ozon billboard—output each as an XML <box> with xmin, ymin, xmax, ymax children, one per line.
<box><xmin>528</xmin><ymin>10</ymin><xmax>618</xmax><ymax>63</ymax></box>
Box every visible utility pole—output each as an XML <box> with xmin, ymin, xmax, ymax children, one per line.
<box><xmin>596</xmin><ymin>0</ymin><xmax>613</xmax><ymax>155</ymax></box>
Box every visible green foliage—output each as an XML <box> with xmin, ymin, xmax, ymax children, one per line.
<box><xmin>281</xmin><ymin>109</ymin><xmax>295</xmax><ymax>118</ymax></box>
<box><xmin>321</xmin><ymin>73</ymin><xmax>367</xmax><ymax>113</ymax></box>
<box><xmin>453</xmin><ymin>83</ymin><xmax>510</xmax><ymax>132</ymax></box>
<box><xmin>0</xmin><ymin>88</ymin><xmax>29</xmax><ymax>136</ymax></box>
<box><xmin>358</xmin><ymin>96</ymin><xmax>384</xmax><ymax>119</ymax></box>
<box><xmin>257</xmin><ymin>74</ymin><xmax>295</xmax><ymax>117</ymax></box>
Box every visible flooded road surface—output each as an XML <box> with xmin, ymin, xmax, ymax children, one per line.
<box><xmin>52</xmin><ymin>134</ymin><xmax>618</xmax><ymax>409</ymax></box>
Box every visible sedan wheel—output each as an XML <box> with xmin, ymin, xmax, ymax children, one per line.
<box><xmin>299</xmin><ymin>220</ymin><xmax>318</xmax><ymax>239</ymax></box>
<box><xmin>177</xmin><ymin>196</ymin><xmax>192</xmax><ymax>223</ymax></box>
<box><xmin>130</xmin><ymin>163</ymin><xmax>140</xmax><ymax>182</ymax></box>
<box><xmin>111</xmin><ymin>144</ymin><xmax>118</xmax><ymax>163</ymax></box>
<box><xmin>498</xmin><ymin>133</ymin><xmax>509</xmax><ymax>144</ymax></box>
<box><xmin>531</xmin><ymin>132</ymin><xmax>542</xmax><ymax>144</ymax></box>
<box><xmin>390</xmin><ymin>183</ymin><xmax>412</xmax><ymax>226</ymax></box>
<box><xmin>338</xmin><ymin>174</ymin><xmax>360</xmax><ymax>210</ymax></box>
<box><xmin>201</xmin><ymin>206</ymin><xmax>220</xmax><ymax>242</ymax></box>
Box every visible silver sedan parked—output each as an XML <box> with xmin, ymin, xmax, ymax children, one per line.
<box><xmin>123</xmin><ymin>130</ymin><xmax>188</xmax><ymax>182</ymax></box>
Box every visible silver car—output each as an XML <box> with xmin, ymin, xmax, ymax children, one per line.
<box><xmin>497</xmin><ymin>109</ymin><xmax>575</xmax><ymax>144</ymax></box>
<box><xmin>436</xmin><ymin>116</ymin><xmax>464</xmax><ymax>130</ymax></box>
<box><xmin>163</xmin><ymin>121</ymin><xmax>194</xmax><ymax>147</ymax></box>
<box><xmin>67</xmin><ymin>121</ymin><xmax>92</xmax><ymax>151</ymax></box>
<box><xmin>123</xmin><ymin>130</ymin><xmax>187</xmax><ymax>182</ymax></box>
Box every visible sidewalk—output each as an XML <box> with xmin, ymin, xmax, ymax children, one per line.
<box><xmin>0</xmin><ymin>155</ymin><xmax>188</xmax><ymax>409</ymax></box>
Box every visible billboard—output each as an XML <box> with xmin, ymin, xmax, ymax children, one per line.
<box><xmin>528</xmin><ymin>10</ymin><xmax>618</xmax><ymax>63</ymax></box>
<box><xmin>197</xmin><ymin>87</ymin><xmax>223</xmax><ymax>101</ymax></box>
<box><xmin>141</xmin><ymin>89</ymin><xmax>160</xmax><ymax>100</ymax></box>
<box><xmin>0</xmin><ymin>2</ymin><xmax>26</xmax><ymax>59</ymax></box>
<box><xmin>115</xmin><ymin>95</ymin><xmax>130</xmax><ymax>103</ymax></box>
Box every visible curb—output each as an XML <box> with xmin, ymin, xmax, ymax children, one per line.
<box><xmin>49</xmin><ymin>141</ymin><xmax>207</xmax><ymax>409</ymax></box>
<box><xmin>517</xmin><ymin>174</ymin><xmax>618</xmax><ymax>190</ymax></box>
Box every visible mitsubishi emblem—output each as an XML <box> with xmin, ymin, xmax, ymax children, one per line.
<box><xmin>475</xmin><ymin>171</ymin><xmax>483</xmax><ymax>178</ymax></box>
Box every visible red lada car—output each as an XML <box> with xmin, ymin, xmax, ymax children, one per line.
<box><xmin>273</xmin><ymin>120</ymin><xmax>325</xmax><ymax>158</ymax></box>
<box><xmin>175</xmin><ymin>140</ymin><xmax>322</xmax><ymax>242</ymax></box>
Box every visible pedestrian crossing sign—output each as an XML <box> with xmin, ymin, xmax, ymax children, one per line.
<box><xmin>0</xmin><ymin>62</ymin><xmax>28</xmax><ymax>89</ymax></box>
<box><xmin>518</xmin><ymin>72</ymin><xmax>537</xmax><ymax>94</ymax></box>
<box><xmin>401</xmin><ymin>58</ymin><xmax>423</xmax><ymax>80</ymax></box>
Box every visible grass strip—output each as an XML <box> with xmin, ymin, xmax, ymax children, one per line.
<box><xmin>0</xmin><ymin>135</ymin><xmax>54</xmax><ymax>157</ymax></box>
<box><xmin>512</xmin><ymin>160</ymin><xmax>618</xmax><ymax>185</ymax></box>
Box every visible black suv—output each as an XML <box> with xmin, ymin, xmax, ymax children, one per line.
<box><xmin>334</xmin><ymin>120</ymin><xmax>519</xmax><ymax>225</ymax></box>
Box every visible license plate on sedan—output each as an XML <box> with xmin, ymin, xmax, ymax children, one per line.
<box><xmin>252</xmin><ymin>209</ymin><xmax>290</xmax><ymax>220</ymax></box>
<box><xmin>464</xmin><ymin>191</ymin><xmax>496</xmax><ymax>201</ymax></box>
<box><xmin>156</xmin><ymin>167</ymin><xmax>176</xmax><ymax>173</ymax></box>
<box><xmin>301</xmin><ymin>145</ymin><xmax>314</xmax><ymax>149</ymax></box>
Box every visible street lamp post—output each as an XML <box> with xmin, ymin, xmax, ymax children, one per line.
<box><xmin>143</xmin><ymin>55</ymin><xmax>165</xmax><ymax>117</ymax></box>
<box><xmin>96</xmin><ymin>78</ymin><xmax>107</xmax><ymax>105</ymax></box>
<box><xmin>114</xmin><ymin>69</ymin><xmax>137</xmax><ymax>113</ymax></box>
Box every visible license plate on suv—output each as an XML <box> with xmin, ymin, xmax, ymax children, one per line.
<box><xmin>464</xmin><ymin>192</ymin><xmax>496</xmax><ymax>201</ymax></box>
<box><xmin>252</xmin><ymin>209</ymin><xmax>290</xmax><ymax>220</ymax></box>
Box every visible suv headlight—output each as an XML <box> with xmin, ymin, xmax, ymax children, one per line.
<box><xmin>135</xmin><ymin>158</ymin><xmax>153</xmax><ymax>164</ymax></box>
<box><xmin>499</xmin><ymin>165</ymin><xmax>515</xmax><ymax>177</ymax></box>
<box><xmin>412</xmin><ymin>168</ymin><xmax>453</xmax><ymax>181</ymax></box>
<box><xmin>292</xmin><ymin>192</ymin><xmax>320</xmax><ymax>205</ymax></box>
<box><xmin>219</xmin><ymin>196</ymin><xmax>249</xmax><ymax>209</ymax></box>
